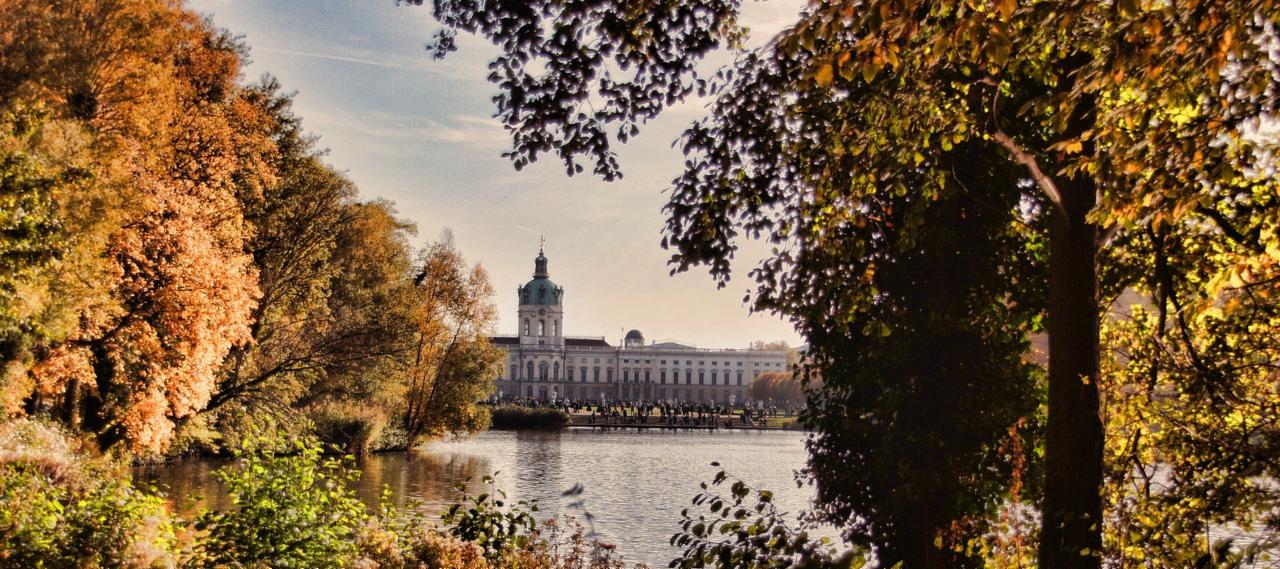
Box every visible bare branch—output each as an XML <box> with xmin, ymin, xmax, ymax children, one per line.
<box><xmin>992</xmin><ymin>130</ymin><xmax>1065</xmax><ymax>213</ymax></box>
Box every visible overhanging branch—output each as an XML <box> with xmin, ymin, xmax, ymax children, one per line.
<box><xmin>992</xmin><ymin>129</ymin><xmax>1065</xmax><ymax>213</ymax></box>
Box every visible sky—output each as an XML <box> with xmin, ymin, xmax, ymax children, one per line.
<box><xmin>187</xmin><ymin>0</ymin><xmax>806</xmax><ymax>349</ymax></box>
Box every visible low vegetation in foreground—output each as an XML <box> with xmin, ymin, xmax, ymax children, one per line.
<box><xmin>0</xmin><ymin>419</ymin><xmax>646</xmax><ymax>569</ymax></box>
<box><xmin>0</xmin><ymin>418</ymin><xmax>873</xmax><ymax>569</ymax></box>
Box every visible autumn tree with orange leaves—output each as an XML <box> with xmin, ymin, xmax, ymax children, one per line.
<box><xmin>0</xmin><ymin>0</ymin><xmax>263</xmax><ymax>455</ymax></box>
<box><xmin>0</xmin><ymin>0</ymin><xmax>502</xmax><ymax>457</ymax></box>
<box><xmin>400</xmin><ymin>232</ymin><xmax>503</xmax><ymax>446</ymax></box>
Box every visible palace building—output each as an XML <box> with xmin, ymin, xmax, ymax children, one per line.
<box><xmin>491</xmin><ymin>247</ymin><xmax>790</xmax><ymax>403</ymax></box>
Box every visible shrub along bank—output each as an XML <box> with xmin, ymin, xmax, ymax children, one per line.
<box><xmin>0</xmin><ymin>418</ymin><xmax>856</xmax><ymax>568</ymax></box>
<box><xmin>0</xmin><ymin>419</ymin><xmax>632</xmax><ymax>569</ymax></box>
<box><xmin>488</xmin><ymin>406</ymin><xmax>570</xmax><ymax>429</ymax></box>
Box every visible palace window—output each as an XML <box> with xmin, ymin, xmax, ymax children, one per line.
<box><xmin>538</xmin><ymin>320</ymin><xmax>546</xmax><ymax>336</ymax></box>
<box><xmin>593</xmin><ymin>367</ymin><xmax>600</xmax><ymax>382</ymax></box>
<box><xmin>524</xmin><ymin>319</ymin><xmax>530</xmax><ymax>335</ymax></box>
<box><xmin>606</xmin><ymin>369</ymin><xmax>614</xmax><ymax>382</ymax></box>
<box><xmin>554</xmin><ymin>362</ymin><xmax>560</xmax><ymax>380</ymax></box>
<box><xmin>526</xmin><ymin>361</ymin><xmax>534</xmax><ymax>380</ymax></box>
<box><xmin>567</xmin><ymin>368</ymin><xmax>574</xmax><ymax>382</ymax></box>
<box><xmin>711</xmin><ymin>371</ymin><xmax>717</xmax><ymax>385</ymax></box>
<box><xmin>644</xmin><ymin>370</ymin><xmax>650</xmax><ymax>382</ymax></box>
<box><xmin>698</xmin><ymin>371</ymin><xmax>705</xmax><ymax>385</ymax></box>
<box><xmin>660</xmin><ymin>371</ymin><xmax>666</xmax><ymax>384</ymax></box>
<box><xmin>737</xmin><ymin>371</ymin><xmax>743</xmax><ymax>385</ymax></box>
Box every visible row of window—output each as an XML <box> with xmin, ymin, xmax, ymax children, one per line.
<box><xmin>511</xmin><ymin>354</ymin><xmax>786</xmax><ymax>369</ymax></box>
<box><xmin>522</xmin><ymin>318</ymin><xmax>559</xmax><ymax>337</ymax></box>
<box><xmin>607</xmin><ymin>358</ymin><xmax>785</xmax><ymax>368</ymax></box>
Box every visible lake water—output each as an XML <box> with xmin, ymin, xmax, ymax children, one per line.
<box><xmin>137</xmin><ymin>429</ymin><xmax>825</xmax><ymax>567</ymax></box>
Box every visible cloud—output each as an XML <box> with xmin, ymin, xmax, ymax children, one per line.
<box><xmin>429</xmin><ymin>115</ymin><xmax>508</xmax><ymax>147</ymax></box>
<box><xmin>301</xmin><ymin>108</ymin><xmax>508</xmax><ymax>152</ymax></box>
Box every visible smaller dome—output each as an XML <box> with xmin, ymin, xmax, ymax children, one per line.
<box><xmin>624</xmin><ymin>329</ymin><xmax>645</xmax><ymax>347</ymax></box>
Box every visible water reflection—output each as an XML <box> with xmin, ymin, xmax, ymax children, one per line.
<box><xmin>353</xmin><ymin>450</ymin><xmax>493</xmax><ymax>512</ymax></box>
<box><xmin>138</xmin><ymin>430</ymin><xmax>819</xmax><ymax>567</ymax></box>
<box><xmin>514</xmin><ymin>430</ymin><xmax>563</xmax><ymax>511</ymax></box>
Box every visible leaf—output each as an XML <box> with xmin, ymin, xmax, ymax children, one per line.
<box><xmin>815</xmin><ymin>62</ymin><xmax>835</xmax><ymax>87</ymax></box>
<box><xmin>861</xmin><ymin>63</ymin><xmax>883</xmax><ymax>83</ymax></box>
<box><xmin>998</xmin><ymin>0</ymin><xmax>1016</xmax><ymax>21</ymax></box>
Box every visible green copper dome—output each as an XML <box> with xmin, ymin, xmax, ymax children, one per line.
<box><xmin>519</xmin><ymin>249</ymin><xmax>562</xmax><ymax>305</ymax></box>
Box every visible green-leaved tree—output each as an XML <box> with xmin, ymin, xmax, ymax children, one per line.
<box><xmin>407</xmin><ymin>1</ymin><xmax>1280</xmax><ymax>566</ymax></box>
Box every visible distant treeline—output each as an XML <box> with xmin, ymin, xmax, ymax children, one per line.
<box><xmin>747</xmin><ymin>371</ymin><xmax>805</xmax><ymax>404</ymax></box>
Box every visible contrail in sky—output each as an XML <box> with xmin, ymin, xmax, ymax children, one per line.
<box><xmin>253</xmin><ymin>46</ymin><xmax>412</xmax><ymax>71</ymax></box>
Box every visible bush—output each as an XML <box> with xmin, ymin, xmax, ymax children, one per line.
<box><xmin>0</xmin><ymin>419</ymin><xmax>178</xmax><ymax>568</ymax></box>
<box><xmin>440</xmin><ymin>475</ymin><xmax>538</xmax><ymax>561</ymax></box>
<box><xmin>356</xmin><ymin>479</ymin><xmax>637</xmax><ymax>569</ymax></box>
<box><xmin>0</xmin><ymin>420</ymin><xmax>644</xmax><ymax>569</ymax></box>
<box><xmin>489</xmin><ymin>406</ymin><xmax>570</xmax><ymax>429</ymax></box>
<box><xmin>534</xmin><ymin>515</ymin><xmax>634</xmax><ymax>569</ymax></box>
<box><xmin>670</xmin><ymin>463</ymin><xmax>856</xmax><ymax>569</ymax></box>
<box><xmin>192</xmin><ymin>436</ymin><xmax>368</xmax><ymax>569</ymax></box>
<box><xmin>308</xmin><ymin>402</ymin><xmax>387</xmax><ymax>456</ymax></box>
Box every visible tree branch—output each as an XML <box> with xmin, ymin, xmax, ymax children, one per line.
<box><xmin>992</xmin><ymin>130</ymin><xmax>1065</xmax><ymax>213</ymax></box>
<box><xmin>1196</xmin><ymin>206</ymin><xmax>1265</xmax><ymax>255</ymax></box>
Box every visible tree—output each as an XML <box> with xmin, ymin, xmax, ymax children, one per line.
<box><xmin>400</xmin><ymin>232</ymin><xmax>503</xmax><ymax>446</ymax></box>
<box><xmin>1</xmin><ymin>0</ymin><xmax>264</xmax><ymax>454</ymax></box>
<box><xmin>315</xmin><ymin>199</ymin><xmax>419</xmax><ymax>412</ymax></box>
<box><xmin>207</xmin><ymin>80</ymin><xmax>418</xmax><ymax>428</ymax></box>
<box><xmin>411</xmin><ymin>1</ymin><xmax>1279</xmax><ymax>566</ymax></box>
<box><xmin>793</xmin><ymin>146</ymin><xmax>1045</xmax><ymax>567</ymax></box>
<box><xmin>747</xmin><ymin>372</ymin><xmax>801</xmax><ymax>403</ymax></box>
<box><xmin>0</xmin><ymin>135</ymin><xmax>81</xmax><ymax>416</ymax></box>
<box><xmin>1095</xmin><ymin>202</ymin><xmax>1280</xmax><ymax>564</ymax></box>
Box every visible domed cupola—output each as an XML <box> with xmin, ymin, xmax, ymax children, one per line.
<box><xmin>624</xmin><ymin>329</ymin><xmax>645</xmax><ymax>347</ymax></box>
<box><xmin>519</xmin><ymin>246</ymin><xmax>563</xmax><ymax>306</ymax></box>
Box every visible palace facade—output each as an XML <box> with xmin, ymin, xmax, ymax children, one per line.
<box><xmin>492</xmin><ymin>248</ymin><xmax>790</xmax><ymax>403</ymax></box>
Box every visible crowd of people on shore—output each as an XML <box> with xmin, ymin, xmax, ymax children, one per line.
<box><xmin>490</xmin><ymin>397</ymin><xmax>800</xmax><ymax>428</ymax></box>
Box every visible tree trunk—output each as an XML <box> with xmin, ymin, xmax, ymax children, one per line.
<box><xmin>1039</xmin><ymin>181</ymin><xmax>1104</xmax><ymax>568</ymax></box>
<box><xmin>60</xmin><ymin>377</ymin><xmax>79</xmax><ymax>426</ymax></box>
